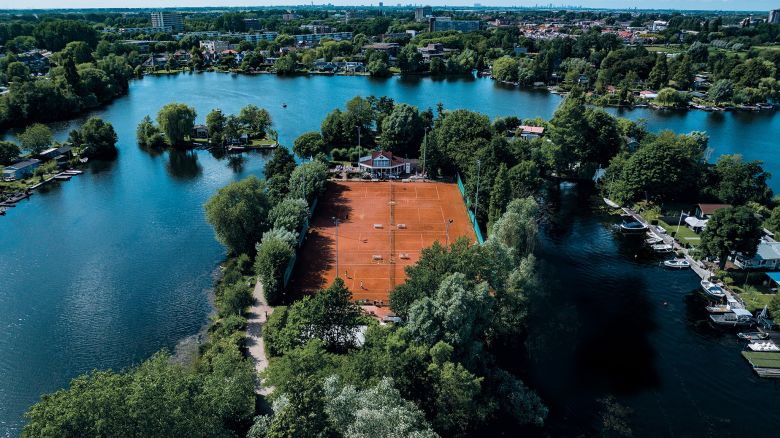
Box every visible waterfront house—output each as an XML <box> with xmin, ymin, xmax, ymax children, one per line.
<box><xmin>358</xmin><ymin>151</ymin><xmax>412</xmax><ymax>177</ymax></box>
<box><xmin>639</xmin><ymin>90</ymin><xmax>658</xmax><ymax>99</ymax></box>
<box><xmin>517</xmin><ymin>125</ymin><xmax>545</xmax><ymax>140</ymax></box>
<box><xmin>734</xmin><ymin>238</ymin><xmax>780</xmax><ymax>270</ymax></box>
<box><xmin>192</xmin><ymin>125</ymin><xmax>208</xmax><ymax>139</ymax></box>
<box><xmin>362</xmin><ymin>42</ymin><xmax>400</xmax><ymax>58</ymax></box>
<box><xmin>417</xmin><ymin>43</ymin><xmax>446</xmax><ymax>61</ymax></box>
<box><xmin>2</xmin><ymin>159</ymin><xmax>41</xmax><ymax>180</ymax></box>
<box><xmin>624</xmin><ymin>136</ymin><xmax>640</xmax><ymax>152</ymax></box>
<box><xmin>38</xmin><ymin>145</ymin><xmax>73</xmax><ymax>164</ymax></box>
<box><xmin>683</xmin><ymin>203</ymin><xmax>732</xmax><ymax>232</ymax></box>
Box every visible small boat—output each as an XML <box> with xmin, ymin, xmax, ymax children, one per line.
<box><xmin>709</xmin><ymin>308</ymin><xmax>755</xmax><ymax>327</ymax></box>
<box><xmin>663</xmin><ymin>259</ymin><xmax>690</xmax><ymax>269</ymax></box>
<box><xmin>747</xmin><ymin>340</ymin><xmax>779</xmax><ymax>352</ymax></box>
<box><xmin>737</xmin><ymin>331</ymin><xmax>769</xmax><ymax>340</ymax></box>
<box><xmin>700</xmin><ymin>280</ymin><xmax>726</xmax><ymax>299</ymax></box>
<box><xmin>620</xmin><ymin>220</ymin><xmax>648</xmax><ymax>234</ymax></box>
<box><xmin>282</xmin><ymin>103</ymin><xmax>288</xmax><ymax>108</ymax></box>
<box><xmin>652</xmin><ymin>243</ymin><xmax>674</xmax><ymax>253</ymax></box>
<box><xmin>646</xmin><ymin>236</ymin><xmax>663</xmax><ymax>245</ymax></box>
<box><xmin>603</xmin><ymin>198</ymin><xmax>620</xmax><ymax>208</ymax></box>
<box><xmin>706</xmin><ymin>304</ymin><xmax>731</xmax><ymax>313</ymax></box>
<box><xmin>0</xmin><ymin>207</ymin><xmax>6</xmax><ymax>215</ymax></box>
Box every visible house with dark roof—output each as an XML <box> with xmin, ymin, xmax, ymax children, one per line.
<box><xmin>2</xmin><ymin>159</ymin><xmax>41</xmax><ymax>180</ymax></box>
<box><xmin>358</xmin><ymin>151</ymin><xmax>412</xmax><ymax>177</ymax></box>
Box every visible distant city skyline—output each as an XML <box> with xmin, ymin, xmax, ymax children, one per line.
<box><xmin>5</xmin><ymin>0</ymin><xmax>780</xmax><ymax>12</ymax></box>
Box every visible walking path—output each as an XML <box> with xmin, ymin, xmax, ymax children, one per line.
<box><xmin>246</xmin><ymin>278</ymin><xmax>274</xmax><ymax>396</ymax></box>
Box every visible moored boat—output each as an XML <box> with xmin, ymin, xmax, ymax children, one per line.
<box><xmin>620</xmin><ymin>220</ymin><xmax>648</xmax><ymax>234</ymax></box>
<box><xmin>709</xmin><ymin>308</ymin><xmax>755</xmax><ymax>327</ymax></box>
<box><xmin>738</xmin><ymin>331</ymin><xmax>769</xmax><ymax>340</ymax></box>
<box><xmin>706</xmin><ymin>304</ymin><xmax>731</xmax><ymax>313</ymax></box>
<box><xmin>747</xmin><ymin>340</ymin><xmax>779</xmax><ymax>352</ymax></box>
<box><xmin>652</xmin><ymin>243</ymin><xmax>673</xmax><ymax>253</ymax></box>
<box><xmin>663</xmin><ymin>258</ymin><xmax>690</xmax><ymax>269</ymax></box>
<box><xmin>700</xmin><ymin>280</ymin><xmax>726</xmax><ymax>299</ymax></box>
<box><xmin>603</xmin><ymin>198</ymin><xmax>620</xmax><ymax>208</ymax></box>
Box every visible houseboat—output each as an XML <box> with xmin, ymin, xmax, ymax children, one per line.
<box><xmin>709</xmin><ymin>308</ymin><xmax>755</xmax><ymax>327</ymax></box>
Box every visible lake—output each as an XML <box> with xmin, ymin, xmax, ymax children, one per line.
<box><xmin>1</xmin><ymin>73</ymin><xmax>779</xmax><ymax>436</ymax></box>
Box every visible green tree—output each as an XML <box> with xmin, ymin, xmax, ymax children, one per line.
<box><xmin>238</xmin><ymin>104</ymin><xmax>272</xmax><ymax>138</ymax></box>
<box><xmin>708</xmin><ymin>154</ymin><xmax>772</xmax><ymax>205</ymax></box>
<box><xmin>156</xmin><ymin>103</ymin><xmax>196</xmax><ymax>147</ymax></box>
<box><xmin>293</xmin><ymin>131</ymin><xmax>327</xmax><ymax>159</ymax></box>
<box><xmin>204</xmin><ymin>175</ymin><xmax>271</xmax><ymax>255</ymax></box>
<box><xmin>136</xmin><ymin>115</ymin><xmax>165</xmax><ymax>147</ymax></box>
<box><xmin>255</xmin><ymin>231</ymin><xmax>295</xmax><ymax>305</ymax></box>
<box><xmin>701</xmin><ymin>206</ymin><xmax>763</xmax><ymax>269</ymax></box>
<box><xmin>320</xmin><ymin>109</ymin><xmax>348</xmax><ymax>148</ymax></box>
<box><xmin>323</xmin><ymin>376</ymin><xmax>437</xmax><ymax>438</ymax></box>
<box><xmin>488</xmin><ymin>163</ymin><xmax>511</xmax><ymax>232</ymax></box>
<box><xmin>18</xmin><ymin>123</ymin><xmax>53</xmax><ymax>154</ymax></box>
<box><xmin>206</xmin><ymin>109</ymin><xmax>227</xmax><ymax>145</ymax></box>
<box><xmin>269</xmin><ymin>197</ymin><xmax>309</xmax><ymax>234</ymax></box>
<box><xmin>655</xmin><ymin>87</ymin><xmax>688</xmax><ymax>108</ymax></box>
<box><xmin>398</xmin><ymin>44</ymin><xmax>423</xmax><ymax>74</ymax></box>
<box><xmin>274</xmin><ymin>53</ymin><xmax>297</xmax><ymax>75</ymax></box>
<box><xmin>671</xmin><ymin>55</ymin><xmax>693</xmax><ymax>90</ymax></box>
<box><xmin>69</xmin><ymin>117</ymin><xmax>118</xmax><ymax>159</ymax></box>
<box><xmin>264</xmin><ymin>147</ymin><xmax>297</xmax><ymax>181</ymax></box>
<box><xmin>0</xmin><ymin>141</ymin><xmax>21</xmax><ymax>165</ymax></box>
<box><xmin>545</xmin><ymin>88</ymin><xmax>587</xmax><ymax>174</ymax></box>
<box><xmin>492</xmin><ymin>56</ymin><xmax>519</xmax><ymax>82</ymax></box>
<box><xmin>708</xmin><ymin>79</ymin><xmax>734</xmax><ymax>104</ymax></box>
<box><xmin>379</xmin><ymin>103</ymin><xmax>424</xmax><ymax>157</ymax></box>
<box><xmin>288</xmin><ymin>160</ymin><xmax>328</xmax><ymax>203</ymax></box>
<box><xmin>434</xmin><ymin>109</ymin><xmax>493</xmax><ymax>174</ymax></box>
<box><xmin>6</xmin><ymin>61</ymin><xmax>30</xmax><ymax>82</ymax></box>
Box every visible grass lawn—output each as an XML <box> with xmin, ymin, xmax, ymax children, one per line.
<box><xmin>248</xmin><ymin>138</ymin><xmax>277</xmax><ymax>147</ymax></box>
<box><xmin>657</xmin><ymin>219</ymin><xmax>701</xmax><ymax>245</ymax></box>
<box><xmin>734</xmin><ymin>286</ymin><xmax>776</xmax><ymax>313</ymax></box>
<box><xmin>645</xmin><ymin>45</ymin><xmax>685</xmax><ymax>53</ymax></box>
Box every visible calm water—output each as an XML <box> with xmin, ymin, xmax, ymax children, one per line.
<box><xmin>1</xmin><ymin>73</ymin><xmax>779</xmax><ymax>436</ymax></box>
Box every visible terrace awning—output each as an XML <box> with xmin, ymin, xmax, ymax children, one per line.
<box><xmin>765</xmin><ymin>272</ymin><xmax>780</xmax><ymax>284</ymax></box>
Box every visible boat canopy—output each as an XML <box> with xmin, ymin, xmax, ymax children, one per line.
<box><xmin>765</xmin><ymin>272</ymin><xmax>780</xmax><ymax>284</ymax></box>
<box><xmin>732</xmin><ymin>308</ymin><xmax>753</xmax><ymax>317</ymax></box>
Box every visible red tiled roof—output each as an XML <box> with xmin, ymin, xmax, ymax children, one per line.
<box><xmin>698</xmin><ymin>203</ymin><xmax>732</xmax><ymax>215</ymax></box>
<box><xmin>519</xmin><ymin>125</ymin><xmax>545</xmax><ymax>134</ymax></box>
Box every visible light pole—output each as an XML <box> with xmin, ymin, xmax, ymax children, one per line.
<box><xmin>332</xmin><ymin>216</ymin><xmax>340</xmax><ymax>278</ymax></box>
<box><xmin>422</xmin><ymin>127</ymin><xmax>428</xmax><ymax>180</ymax></box>
<box><xmin>356</xmin><ymin>125</ymin><xmax>361</xmax><ymax>164</ymax></box>
<box><xmin>445</xmin><ymin>219</ymin><xmax>453</xmax><ymax>246</ymax></box>
<box><xmin>473</xmin><ymin>159</ymin><xmax>481</xmax><ymax>220</ymax></box>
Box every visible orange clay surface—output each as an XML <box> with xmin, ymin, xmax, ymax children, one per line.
<box><xmin>288</xmin><ymin>180</ymin><xmax>477</xmax><ymax>301</ymax></box>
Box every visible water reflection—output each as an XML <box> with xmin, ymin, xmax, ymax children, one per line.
<box><xmin>166</xmin><ymin>150</ymin><xmax>202</xmax><ymax>180</ymax></box>
<box><xmin>226</xmin><ymin>154</ymin><xmax>245</xmax><ymax>173</ymax></box>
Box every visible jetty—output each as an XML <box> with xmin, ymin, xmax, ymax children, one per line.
<box><xmin>1</xmin><ymin>169</ymin><xmax>83</xmax><ymax>217</ymax></box>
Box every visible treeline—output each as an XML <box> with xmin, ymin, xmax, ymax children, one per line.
<box><xmin>0</xmin><ymin>18</ymin><xmax>138</xmax><ymax>128</ymax></box>
<box><xmin>254</xmin><ymin>198</ymin><xmax>547</xmax><ymax>436</ymax></box>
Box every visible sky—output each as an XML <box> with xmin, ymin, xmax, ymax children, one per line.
<box><xmin>4</xmin><ymin>0</ymin><xmax>777</xmax><ymax>11</ymax></box>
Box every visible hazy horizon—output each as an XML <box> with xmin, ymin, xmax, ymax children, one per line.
<box><xmin>2</xmin><ymin>0</ymin><xmax>778</xmax><ymax>13</ymax></box>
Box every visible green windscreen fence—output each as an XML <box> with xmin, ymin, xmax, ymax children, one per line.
<box><xmin>456</xmin><ymin>174</ymin><xmax>485</xmax><ymax>244</ymax></box>
<box><xmin>284</xmin><ymin>197</ymin><xmax>319</xmax><ymax>288</ymax></box>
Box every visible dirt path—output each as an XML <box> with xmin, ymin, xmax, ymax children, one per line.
<box><xmin>246</xmin><ymin>278</ymin><xmax>274</xmax><ymax>396</ymax></box>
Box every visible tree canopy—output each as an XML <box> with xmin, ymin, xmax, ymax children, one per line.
<box><xmin>204</xmin><ymin>175</ymin><xmax>271</xmax><ymax>255</ymax></box>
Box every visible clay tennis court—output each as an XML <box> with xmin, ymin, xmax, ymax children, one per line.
<box><xmin>288</xmin><ymin>180</ymin><xmax>477</xmax><ymax>301</ymax></box>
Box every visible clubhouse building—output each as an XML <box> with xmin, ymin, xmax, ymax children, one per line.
<box><xmin>358</xmin><ymin>151</ymin><xmax>412</xmax><ymax>177</ymax></box>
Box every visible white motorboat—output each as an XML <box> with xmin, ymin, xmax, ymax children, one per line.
<box><xmin>663</xmin><ymin>259</ymin><xmax>690</xmax><ymax>269</ymax></box>
<box><xmin>706</xmin><ymin>304</ymin><xmax>731</xmax><ymax>314</ymax></box>
<box><xmin>652</xmin><ymin>243</ymin><xmax>674</xmax><ymax>253</ymax></box>
<box><xmin>700</xmin><ymin>280</ymin><xmax>726</xmax><ymax>299</ymax></box>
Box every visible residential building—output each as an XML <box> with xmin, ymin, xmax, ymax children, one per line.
<box><xmin>2</xmin><ymin>159</ymin><xmax>41</xmax><ymax>180</ymax></box>
<box><xmin>417</xmin><ymin>43</ymin><xmax>445</xmax><ymax>61</ymax></box>
<box><xmin>17</xmin><ymin>50</ymin><xmax>51</xmax><ymax>73</ymax></box>
<box><xmin>518</xmin><ymin>125</ymin><xmax>545</xmax><ymax>140</ymax></box>
<box><xmin>151</xmin><ymin>12</ymin><xmax>184</xmax><ymax>33</ymax></box>
<box><xmin>192</xmin><ymin>125</ymin><xmax>208</xmax><ymax>138</ymax></box>
<box><xmin>734</xmin><ymin>238</ymin><xmax>780</xmax><ymax>270</ymax></box>
<box><xmin>300</xmin><ymin>24</ymin><xmax>335</xmax><ymax>34</ymax></box>
<box><xmin>244</xmin><ymin>32</ymin><xmax>279</xmax><ymax>44</ymax></box>
<box><xmin>430</xmin><ymin>18</ymin><xmax>480</xmax><ymax>33</ymax></box>
<box><xmin>415</xmin><ymin>6</ymin><xmax>432</xmax><ymax>22</ymax></box>
<box><xmin>623</xmin><ymin>136</ymin><xmax>640</xmax><ymax>152</ymax></box>
<box><xmin>243</xmin><ymin>18</ymin><xmax>261</xmax><ymax>30</ymax></box>
<box><xmin>652</xmin><ymin>20</ymin><xmax>668</xmax><ymax>32</ymax></box>
<box><xmin>363</xmin><ymin>43</ymin><xmax>400</xmax><ymax>57</ymax></box>
<box><xmin>358</xmin><ymin>151</ymin><xmax>412</xmax><ymax>177</ymax></box>
<box><xmin>770</xmin><ymin>9</ymin><xmax>780</xmax><ymax>24</ymax></box>
<box><xmin>37</xmin><ymin>145</ymin><xmax>72</xmax><ymax>163</ymax></box>
<box><xmin>200</xmin><ymin>40</ymin><xmax>230</xmax><ymax>53</ymax></box>
<box><xmin>292</xmin><ymin>32</ymin><xmax>353</xmax><ymax>45</ymax></box>
<box><xmin>684</xmin><ymin>203</ymin><xmax>732</xmax><ymax>232</ymax></box>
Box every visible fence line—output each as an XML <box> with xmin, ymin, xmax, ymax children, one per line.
<box><xmin>457</xmin><ymin>173</ymin><xmax>485</xmax><ymax>245</ymax></box>
<box><xmin>284</xmin><ymin>197</ymin><xmax>319</xmax><ymax>288</ymax></box>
